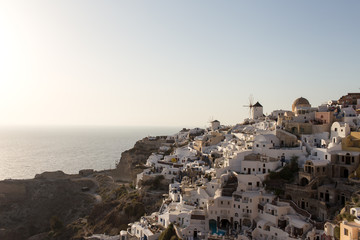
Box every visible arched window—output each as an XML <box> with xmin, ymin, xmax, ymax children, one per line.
<box><xmin>235</xmin><ymin>213</ymin><xmax>238</xmax><ymax>217</ymax></box>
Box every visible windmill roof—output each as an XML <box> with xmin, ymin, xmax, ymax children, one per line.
<box><xmin>253</xmin><ymin>102</ymin><xmax>262</xmax><ymax>107</ymax></box>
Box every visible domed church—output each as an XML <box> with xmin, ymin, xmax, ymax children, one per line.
<box><xmin>292</xmin><ymin>97</ymin><xmax>311</xmax><ymax>115</ymax></box>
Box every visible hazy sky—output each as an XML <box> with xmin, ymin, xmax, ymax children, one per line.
<box><xmin>0</xmin><ymin>1</ymin><xmax>359</xmax><ymax>128</ymax></box>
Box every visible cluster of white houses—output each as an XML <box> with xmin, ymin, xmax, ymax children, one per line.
<box><xmin>125</xmin><ymin>93</ymin><xmax>360</xmax><ymax>240</ymax></box>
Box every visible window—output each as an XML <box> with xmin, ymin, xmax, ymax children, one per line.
<box><xmin>344</xmin><ymin>228</ymin><xmax>349</xmax><ymax>236</ymax></box>
<box><xmin>334</xmin><ymin>128</ymin><xmax>338</xmax><ymax>132</ymax></box>
<box><xmin>325</xmin><ymin>155</ymin><xmax>327</xmax><ymax>160</ymax></box>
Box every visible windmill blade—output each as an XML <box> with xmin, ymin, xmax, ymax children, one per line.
<box><xmin>208</xmin><ymin>116</ymin><xmax>214</xmax><ymax>123</ymax></box>
<box><xmin>249</xmin><ymin>94</ymin><xmax>254</xmax><ymax>106</ymax></box>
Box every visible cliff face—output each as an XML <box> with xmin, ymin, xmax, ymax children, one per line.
<box><xmin>0</xmin><ymin>175</ymin><xmax>95</xmax><ymax>240</ymax></box>
<box><xmin>0</xmin><ymin>136</ymin><xmax>169</xmax><ymax>240</ymax></box>
<box><xmin>115</xmin><ymin>137</ymin><xmax>166</xmax><ymax>182</ymax></box>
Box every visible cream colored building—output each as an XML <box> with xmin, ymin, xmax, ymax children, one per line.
<box><xmin>340</xmin><ymin>220</ymin><xmax>360</xmax><ymax>240</ymax></box>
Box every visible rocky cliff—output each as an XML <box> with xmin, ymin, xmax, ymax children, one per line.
<box><xmin>0</xmin><ymin>135</ymin><xmax>171</xmax><ymax>240</ymax></box>
<box><xmin>0</xmin><ymin>172</ymin><xmax>95</xmax><ymax>240</ymax></box>
<box><xmin>115</xmin><ymin>137</ymin><xmax>167</xmax><ymax>182</ymax></box>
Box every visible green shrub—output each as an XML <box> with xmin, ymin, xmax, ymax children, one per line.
<box><xmin>334</xmin><ymin>226</ymin><xmax>340</xmax><ymax>239</ymax></box>
<box><xmin>159</xmin><ymin>223</ymin><xmax>178</xmax><ymax>240</ymax></box>
<box><xmin>343</xmin><ymin>213</ymin><xmax>356</xmax><ymax>222</ymax></box>
<box><xmin>268</xmin><ymin>156</ymin><xmax>299</xmax><ymax>182</ymax></box>
<box><xmin>336</xmin><ymin>213</ymin><xmax>356</xmax><ymax>222</ymax></box>
<box><xmin>142</xmin><ymin>175</ymin><xmax>165</xmax><ymax>190</ymax></box>
<box><xmin>124</xmin><ymin>201</ymin><xmax>145</xmax><ymax>219</ymax></box>
<box><xmin>50</xmin><ymin>215</ymin><xmax>63</xmax><ymax>232</ymax></box>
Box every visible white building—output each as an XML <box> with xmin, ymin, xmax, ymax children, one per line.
<box><xmin>240</xmin><ymin>153</ymin><xmax>281</xmax><ymax>179</ymax></box>
<box><xmin>330</xmin><ymin>122</ymin><xmax>350</xmax><ymax>140</ymax></box>
<box><xmin>129</xmin><ymin>216</ymin><xmax>163</xmax><ymax>240</ymax></box>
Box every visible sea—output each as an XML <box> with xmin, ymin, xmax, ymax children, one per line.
<box><xmin>0</xmin><ymin>126</ymin><xmax>180</xmax><ymax>180</ymax></box>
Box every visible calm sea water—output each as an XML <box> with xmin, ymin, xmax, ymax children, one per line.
<box><xmin>0</xmin><ymin>126</ymin><xmax>179</xmax><ymax>180</ymax></box>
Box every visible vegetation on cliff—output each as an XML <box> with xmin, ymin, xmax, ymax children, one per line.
<box><xmin>159</xmin><ymin>223</ymin><xmax>179</xmax><ymax>240</ymax></box>
<box><xmin>140</xmin><ymin>175</ymin><xmax>166</xmax><ymax>190</ymax></box>
<box><xmin>264</xmin><ymin>156</ymin><xmax>299</xmax><ymax>196</ymax></box>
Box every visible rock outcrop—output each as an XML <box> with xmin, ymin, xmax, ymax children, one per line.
<box><xmin>0</xmin><ymin>175</ymin><xmax>96</xmax><ymax>240</ymax></box>
<box><xmin>115</xmin><ymin>137</ymin><xmax>167</xmax><ymax>182</ymax></box>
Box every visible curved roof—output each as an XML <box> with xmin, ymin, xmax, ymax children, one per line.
<box><xmin>292</xmin><ymin>97</ymin><xmax>310</xmax><ymax>112</ymax></box>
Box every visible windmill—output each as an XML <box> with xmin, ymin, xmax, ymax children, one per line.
<box><xmin>243</xmin><ymin>94</ymin><xmax>254</xmax><ymax>119</ymax></box>
<box><xmin>208</xmin><ymin>116</ymin><xmax>214</xmax><ymax>124</ymax></box>
<box><xmin>208</xmin><ymin>116</ymin><xmax>220</xmax><ymax>131</ymax></box>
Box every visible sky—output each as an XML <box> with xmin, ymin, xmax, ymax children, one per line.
<box><xmin>0</xmin><ymin>1</ymin><xmax>359</xmax><ymax>128</ymax></box>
